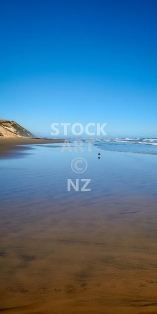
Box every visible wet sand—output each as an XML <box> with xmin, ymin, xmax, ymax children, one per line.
<box><xmin>0</xmin><ymin>196</ymin><xmax>157</xmax><ymax>314</ymax></box>
<box><xmin>1</xmin><ymin>144</ymin><xmax>157</xmax><ymax>313</ymax></box>
<box><xmin>0</xmin><ymin>138</ymin><xmax>64</xmax><ymax>157</ymax></box>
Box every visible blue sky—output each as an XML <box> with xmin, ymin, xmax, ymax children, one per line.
<box><xmin>0</xmin><ymin>0</ymin><xmax>157</xmax><ymax>137</ymax></box>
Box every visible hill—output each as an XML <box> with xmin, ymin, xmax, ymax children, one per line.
<box><xmin>0</xmin><ymin>120</ymin><xmax>33</xmax><ymax>138</ymax></box>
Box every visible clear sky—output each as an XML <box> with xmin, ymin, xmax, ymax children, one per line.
<box><xmin>0</xmin><ymin>0</ymin><xmax>157</xmax><ymax>137</ymax></box>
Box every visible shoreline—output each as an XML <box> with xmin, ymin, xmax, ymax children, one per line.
<box><xmin>0</xmin><ymin>137</ymin><xmax>65</xmax><ymax>157</ymax></box>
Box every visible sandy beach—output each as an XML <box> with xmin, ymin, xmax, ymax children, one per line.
<box><xmin>0</xmin><ymin>143</ymin><xmax>157</xmax><ymax>313</ymax></box>
<box><xmin>0</xmin><ymin>138</ymin><xmax>64</xmax><ymax>157</ymax></box>
<box><xmin>1</xmin><ymin>195</ymin><xmax>157</xmax><ymax>314</ymax></box>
